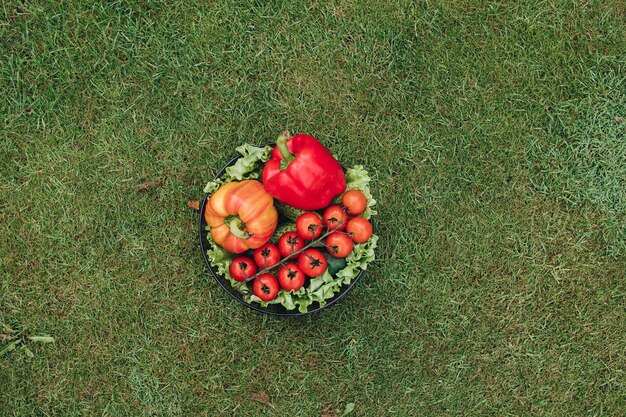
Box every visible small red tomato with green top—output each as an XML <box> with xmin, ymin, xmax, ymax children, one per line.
<box><xmin>342</xmin><ymin>190</ymin><xmax>367</xmax><ymax>215</ymax></box>
<box><xmin>277</xmin><ymin>263</ymin><xmax>306</xmax><ymax>291</ymax></box>
<box><xmin>346</xmin><ymin>217</ymin><xmax>373</xmax><ymax>243</ymax></box>
<box><xmin>326</xmin><ymin>232</ymin><xmax>354</xmax><ymax>258</ymax></box>
<box><xmin>253</xmin><ymin>273</ymin><xmax>280</xmax><ymax>301</ymax></box>
<box><xmin>323</xmin><ymin>205</ymin><xmax>348</xmax><ymax>231</ymax></box>
<box><xmin>296</xmin><ymin>212</ymin><xmax>324</xmax><ymax>240</ymax></box>
<box><xmin>278</xmin><ymin>231</ymin><xmax>305</xmax><ymax>258</ymax></box>
<box><xmin>253</xmin><ymin>243</ymin><xmax>281</xmax><ymax>268</ymax></box>
<box><xmin>298</xmin><ymin>248</ymin><xmax>328</xmax><ymax>277</ymax></box>
<box><xmin>229</xmin><ymin>256</ymin><xmax>258</xmax><ymax>282</ymax></box>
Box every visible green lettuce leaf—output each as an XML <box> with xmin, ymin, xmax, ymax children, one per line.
<box><xmin>205</xmin><ymin>233</ymin><xmax>233</xmax><ymax>277</ymax></box>
<box><xmin>203</xmin><ymin>144</ymin><xmax>271</xmax><ymax>192</ymax></box>
<box><xmin>203</xmin><ymin>178</ymin><xmax>223</xmax><ymax>194</ymax></box>
<box><xmin>225</xmin><ymin>144</ymin><xmax>272</xmax><ymax>180</ymax></box>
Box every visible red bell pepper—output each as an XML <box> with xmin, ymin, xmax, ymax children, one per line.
<box><xmin>262</xmin><ymin>132</ymin><xmax>346</xmax><ymax>210</ymax></box>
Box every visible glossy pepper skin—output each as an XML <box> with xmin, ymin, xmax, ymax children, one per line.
<box><xmin>204</xmin><ymin>180</ymin><xmax>278</xmax><ymax>253</ymax></box>
<box><xmin>262</xmin><ymin>132</ymin><xmax>346</xmax><ymax>210</ymax></box>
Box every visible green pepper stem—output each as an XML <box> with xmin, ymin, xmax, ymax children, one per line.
<box><xmin>227</xmin><ymin>217</ymin><xmax>250</xmax><ymax>239</ymax></box>
<box><xmin>276</xmin><ymin>131</ymin><xmax>294</xmax><ymax>164</ymax></box>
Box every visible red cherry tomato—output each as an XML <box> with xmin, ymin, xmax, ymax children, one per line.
<box><xmin>296</xmin><ymin>212</ymin><xmax>323</xmax><ymax>240</ymax></box>
<box><xmin>277</xmin><ymin>263</ymin><xmax>306</xmax><ymax>291</ymax></box>
<box><xmin>342</xmin><ymin>190</ymin><xmax>367</xmax><ymax>215</ymax></box>
<box><xmin>253</xmin><ymin>273</ymin><xmax>280</xmax><ymax>301</ymax></box>
<box><xmin>323</xmin><ymin>205</ymin><xmax>348</xmax><ymax>231</ymax></box>
<box><xmin>278</xmin><ymin>232</ymin><xmax>305</xmax><ymax>258</ymax></box>
<box><xmin>298</xmin><ymin>249</ymin><xmax>328</xmax><ymax>277</ymax></box>
<box><xmin>228</xmin><ymin>256</ymin><xmax>258</xmax><ymax>282</ymax></box>
<box><xmin>253</xmin><ymin>243</ymin><xmax>281</xmax><ymax>268</ymax></box>
<box><xmin>326</xmin><ymin>232</ymin><xmax>354</xmax><ymax>258</ymax></box>
<box><xmin>346</xmin><ymin>217</ymin><xmax>373</xmax><ymax>243</ymax></box>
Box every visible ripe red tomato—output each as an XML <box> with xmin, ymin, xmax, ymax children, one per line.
<box><xmin>346</xmin><ymin>217</ymin><xmax>373</xmax><ymax>243</ymax></box>
<box><xmin>253</xmin><ymin>243</ymin><xmax>281</xmax><ymax>268</ymax></box>
<box><xmin>298</xmin><ymin>249</ymin><xmax>328</xmax><ymax>277</ymax></box>
<box><xmin>253</xmin><ymin>273</ymin><xmax>280</xmax><ymax>301</ymax></box>
<box><xmin>323</xmin><ymin>205</ymin><xmax>348</xmax><ymax>231</ymax></box>
<box><xmin>326</xmin><ymin>232</ymin><xmax>354</xmax><ymax>258</ymax></box>
<box><xmin>278</xmin><ymin>232</ymin><xmax>305</xmax><ymax>258</ymax></box>
<box><xmin>296</xmin><ymin>212</ymin><xmax>323</xmax><ymax>240</ymax></box>
<box><xmin>228</xmin><ymin>256</ymin><xmax>258</xmax><ymax>282</ymax></box>
<box><xmin>277</xmin><ymin>263</ymin><xmax>305</xmax><ymax>291</ymax></box>
<box><xmin>342</xmin><ymin>190</ymin><xmax>367</xmax><ymax>215</ymax></box>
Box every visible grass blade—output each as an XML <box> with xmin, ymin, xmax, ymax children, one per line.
<box><xmin>22</xmin><ymin>346</ymin><xmax>35</xmax><ymax>358</ymax></box>
<box><xmin>27</xmin><ymin>336</ymin><xmax>55</xmax><ymax>344</ymax></box>
<box><xmin>1</xmin><ymin>324</ymin><xmax>17</xmax><ymax>334</ymax></box>
<box><xmin>0</xmin><ymin>340</ymin><xmax>22</xmax><ymax>357</ymax></box>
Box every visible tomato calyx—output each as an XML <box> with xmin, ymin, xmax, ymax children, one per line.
<box><xmin>323</xmin><ymin>205</ymin><xmax>348</xmax><ymax>231</ymax></box>
<box><xmin>304</xmin><ymin>253</ymin><xmax>323</xmax><ymax>268</ymax></box>
<box><xmin>261</xmin><ymin>283</ymin><xmax>270</xmax><ymax>294</ymax></box>
<box><xmin>254</xmin><ymin>243</ymin><xmax>281</xmax><ymax>269</ymax></box>
<box><xmin>325</xmin><ymin>217</ymin><xmax>340</xmax><ymax>228</ymax></box>
<box><xmin>287</xmin><ymin>236</ymin><xmax>300</xmax><ymax>248</ymax></box>
<box><xmin>286</xmin><ymin>267</ymin><xmax>298</xmax><ymax>280</ymax></box>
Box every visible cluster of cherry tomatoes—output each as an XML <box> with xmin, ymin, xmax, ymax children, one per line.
<box><xmin>228</xmin><ymin>190</ymin><xmax>373</xmax><ymax>302</ymax></box>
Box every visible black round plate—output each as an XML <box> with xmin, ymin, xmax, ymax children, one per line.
<box><xmin>198</xmin><ymin>149</ymin><xmax>370</xmax><ymax>316</ymax></box>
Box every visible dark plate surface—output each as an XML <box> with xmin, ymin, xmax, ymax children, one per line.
<box><xmin>198</xmin><ymin>149</ymin><xmax>370</xmax><ymax>316</ymax></box>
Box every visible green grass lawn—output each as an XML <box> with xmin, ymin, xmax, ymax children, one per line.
<box><xmin>1</xmin><ymin>0</ymin><xmax>625</xmax><ymax>415</ymax></box>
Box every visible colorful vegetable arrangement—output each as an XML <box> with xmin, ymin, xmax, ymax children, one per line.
<box><xmin>203</xmin><ymin>132</ymin><xmax>378</xmax><ymax>313</ymax></box>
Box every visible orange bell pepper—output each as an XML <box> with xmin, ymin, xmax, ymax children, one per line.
<box><xmin>204</xmin><ymin>180</ymin><xmax>278</xmax><ymax>254</ymax></box>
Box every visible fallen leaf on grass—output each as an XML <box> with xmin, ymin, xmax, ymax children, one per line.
<box><xmin>322</xmin><ymin>404</ymin><xmax>337</xmax><ymax>417</ymax></box>
<box><xmin>0</xmin><ymin>334</ymin><xmax>14</xmax><ymax>340</ymax></box>
<box><xmin>187</xmin><ymin>200</ymin><xmax>200</xmax><ymax>211</ymax></box>
<box><xmin>614</xmin><ymin>116</ymin><xmax>624</xmax><ymax>123</ymax></box>
<box><xmin>133</xmin><ymin>180</ymin><xmax>163</xmax><ymax>192</ymax></box>
<box><xmin>250</xmin><ymin>391</ymin><xmax>270</xmax><ymax>405</ymax></box>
